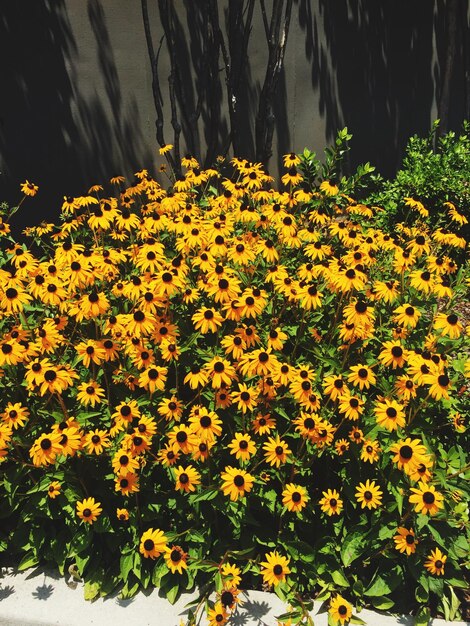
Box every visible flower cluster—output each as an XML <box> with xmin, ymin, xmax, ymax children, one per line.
<box><xmin>1</xmin><ymin>152</ymin><xmax>468</xmax><ymax>624</ymax></box>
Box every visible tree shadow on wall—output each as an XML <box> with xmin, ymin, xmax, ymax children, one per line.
<box><xmin>0</xmin><ymin>1</ymin><xmax>81</xmax><ymax>227</ymax></box>
<box><xmin>298</xmin><ymin>0</ymin><xmax>435</xmax><ymax>178</ymax></box>
<box><xmin>0</xmin><ymin>0</ymin><xmax>152</xmax><ymax>230</ymax></box>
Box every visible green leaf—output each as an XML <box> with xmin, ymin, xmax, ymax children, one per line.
<box><xmin>364</xmin><ymin>567</ymin><xmax>402</xmax><ymax>597</ymax></box>
<box><xmin>370</xmin><ymin>596</ymin><xmax>394</xmax><ymax>611</ymax></box>
<box><xmin>341</xmin><ymin>533</ymin><xmax>364</xmax><ymax>567</ymax></box>
<box><xmin>276</xmin><ymin>611</ymin><xmax>302</xmax><ymax>622</ymax></box>
<box><xmin>17</xmin><ymin>551</ymin><xmax>39</xmax><ymax>572</ymax></box>
<box><xmin>69</xmin><ymin>528</ymin><xmax>93</xmax><ymax>556</ymax></box>
<box><xmin>189</xmin><ymin>488</ymin><xmax>219</xmax><ymax>503</ymax></box>
<box><xmin>414</xmin><ymin>606</ymin><xmax>430</xmax><ymax>626</ymax></box>
<box><xmin>415</xmin><ymin>584</ymin><xmax>429</xmax><ymax>604</ymax></box>
<box><xmin>165</xmin><ymin>583</ymin><xmax>180</xmax><ymax>604</ymax></box>
<box><xmin>84</xmin><ymin>580</ymin><xmax>100</xmax><ymax>602</ymax></box>
<box><xmin>427</xmin><ymin>576</ymin><xmax>443</xmax><ymax>597</ymax></box>
<box><xmin>350</xmin><ymin>617</ymin><xmax>366</xmax><ymax>625</ymax></box>
<box><xmin>120</xmin><ymin>553</ymin><xmax>134</xmax><ymax>583</ymax></box>
<box><xmin>331</xmin><ymin>569</ymin><xmax>349</xmax><ymax>587</ymax></box>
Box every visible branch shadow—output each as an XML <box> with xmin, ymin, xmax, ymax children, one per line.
<box><xmin>298</xmin><ymin>0</ymin><xmax>436</xmax><ymax>177</ymax></box>
<box><xmin>0</xmin><ymin>0</ymin><xmax>153</xmax><ymax>232</ymax></box>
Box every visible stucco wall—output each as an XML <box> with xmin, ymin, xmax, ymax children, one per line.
<box><xmin>0</xmin><ymin>0</ymin><xmax>467</xmax><ymax>224</ymax></box>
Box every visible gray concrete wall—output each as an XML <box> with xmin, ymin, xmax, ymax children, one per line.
<box><xmin>0</xmin><ymin>0</ymin><xmax>468</xmax><ymax>224</ymax></box>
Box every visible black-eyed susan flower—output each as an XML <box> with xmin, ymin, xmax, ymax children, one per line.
<box><xmin>207</xmin><ymin>602</ymin><xmax>228</xmax><ymax>626</ymax></box>
<box><xmin>355</xmin><ymin>479</ymin><xmax>383</xmax><ymax>510</ymax></box>
<box><xmin>111</xmin><ymin>449</ymin><xmax>140</xmax><ymax>474</ymax></box>
<box><xmin>320</xmin><ymin>180</ymin><xmax>339</xmax><ymax>196</ymax></box>
<box><xmin>21</xmin><ymin>180</ymin><xmax>39</xmax><ymax>197</ymax></box>
<box><xmin>322</xmin><ymin>374</ymin><xmax>348</xmax><ymax>401</ymax></box>
<box><xmin>1</xmin><ymin>402</ymin><xmax>30</xmax><ymax>429</ymax></box>
<box><xmin>335</xmin><ymin>439</ymin><xmax>350</xmax><ymax>456</ymax></box>
<box><xmin>174</xmin><ymin>465</ymin><xmax>201</xmax><ymax>493</ymax></box>
<box><xmin>76</xmin><ymin>497</ymin><xmax>102</xmax><ymax>524</ymax></box>
<box><xmin>57</xmin><ymin>426</ymin><xmax>82</xmax><ymax>457</ymax></box>
<box><xmin>83</xmin><ymin>429</ymin><xmax>110</xmax><ymax>455</ymax></box>
<box><xmin>221</xmin><ymin>334</ymin><xmax>246</xmax><ymax>360</ymax></box>
<box><xmin>157</xmin><ymin>444</ymin><xmax>180</xmax><ymax>467</ymax></box>
<box><xmin>204</xmin><ymin>357</ymin><xmax>237</xmax><ymax>389</ymax></box>
<box><xmin>47</xmin><ymin>481</ymin><xmax>61</xmax><ymax>499</ymax></box>
<box><xmin>424</xmin><ymin>547</ymin><xmax>447</xmax><ymax>576</ymax></box>
<box><xmin>394</xmin><ymin>375</ymin><xmax>417</xmax><ymax>400</ymax></box>
<box><xmin>263</xmin><ymin>435</ymin><xmax>292</xmax><ymax>467</ymax></box>
<box><xmin>29</xmin><ymin>432</ymin><xmax>63</xmax><ymax>466</ymax></box>
<box><xmin>220</xmin><ymin>466</ymin><xmax>254</xmax><ymax>501</ymax></box>
<box><xmin>192</xmin><ymin>307</ymin><xmax>224</xmax><ymax>334</ymax></box>
<box><xmin>0</xmin><ymin>286</ymin><xmax>32</xmax><ymax>314</ymax></box>
<box><xmin>218</xmin><ymin>585</ymin><xmax>241</xmax><ymax>612</ymax></box>
<box><xmin>260</xmin><ymin>551</ymin><xmax>290</xmax><ymax>587</ymax></box>
<box><xmin>282</xmin><ymin>484</ymin><xmax>309</xmax><ymax>513</ymax></box>
<box><xmin>374</xmin><ymin>398</ymin><xmax>406</xmax><ymax>431</ymax></box>
<box><xmin>329</xmin><ymin>595</ymin><xmax>352</xmax><ymax>625</ymax></box>
<box><xmin>115</xmin><ymin>471</ymin><xmax>140</xmax><ymax>495</ymax></box>
<box><xmin>139</xmin><ymin>528</ymin><xmax>168</xmax><ymax>559</ymax></box>
<box><xmin>393</xmin><ymin>303</ymin><xmax>421</xmax><ymax>329</ymax></box>
<box><xmin>231</xmin><ymin>383</ymin><xmax>258</xmax><ymax>414</ymax></box>
<box><xmin>167</xmin><ymin>424</ymin><xmax>198</xmax><ymax>454</ymax></box>
<box><xmin>183</xmin><ymin>364</ymin><xmax>209</xmax><ymax>390</ymax></box>
<box><xmin>347</xmin><ymin>364</ymin><xmax>376</xmax><ymax>390</ymax></box>
<box><xmin>157</xmin><ymin>396</ymin><xmax>183</xmax><ymax>421</ymax></box>
<box><xmin>378</xmin><ymin>340</ymin><xmax>408</xmax><ymax>369</ymax></box>
<box><xmin>188</xmin><ymin>407</ymin><xmax>222</xmax><ymax>442</ymax></box>
<box><xmin>228</xmin><ymin>432</ymin><xmax>256</xmax><ymax>462</ymax></box>
<box><xmin>389</xmin><ymin>438</ymin><xmax>428</xmax><ymax>475</ymax></box>
<box><xmin>164</xmin><ymin>545</ymin><xmax>188</xmax><ymax>574</ymax></box>
<box><xmin>319</xmin><ymin>489</ymin><xmax>343</xmax><ymax>515</ymax></box>
<box><xmin>338</xmin><ymin>393</ymin><xmax>364</xmax><ymax>421</ymax></box>
<box><xmin>433</xmin><ymin>312</ymin><xmax>462</xmax><ymax>339</ymax></box>
<box><xmin>360</xmin><ymin>439</ymin><xmax>380</xmax><ymax>464</ymax></box>
<box><xmin>348</xmin><ymin>427</ymin><xmax>364</xmax><ymax>444</ymax></box>
<box><xmin>138</xmin><ymin>365</ymin><xmax>168</xmax><ymax>393</ymax></box>
<box><xmin>393</xmin><ymin>527</ymin><xmax>418</xmax><ymax>555</ymax></box>
<box><xmin>409</xmin><ymin>482</ymin><xmax>444</xmax><ymax>516</ymax></box>
<box><xmin>220</xmin><ymin>563</ymin><xmax>242</xmax><ymax>587</ymax></box>
<box><xmin>116</xmin><ymin>508</ymin><xmax>129</xmax><ymax>521</ymax></box>
<box><xmin>251</xmin><ymin>413</ymin><xmax>276</xmax><ymax>435</ymax></box>
<box><xmin>76</xmin><ymin>380</ymin><xmax>106</xmax><ymax>407</ymax></box>
<box><xmin>423</xmin><ymin>371</ymin><xmax>452</xmax><ymax>401</ymax></box>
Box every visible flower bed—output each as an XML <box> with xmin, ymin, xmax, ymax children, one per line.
<box><xmin>0</xmin><ymin>143</ymin><xmax>469</xmax><ymax>626</ymax></box>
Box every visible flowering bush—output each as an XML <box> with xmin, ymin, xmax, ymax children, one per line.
<box><xmin>0</xmin><ymin>140</ymin><xmax>469</xmax><ymax>626</ymax></box>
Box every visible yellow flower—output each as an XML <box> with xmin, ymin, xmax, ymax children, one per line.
<box><xmin>76</xmin><ymin>497</ymin><xmax>102</xmax><ymax>524</ymax></box>
<box><xmin>228</xmin><ymin>432</ymin><xmax>257</xmax><ymax>462</ymax></box>
<box><xmin>319</xmin><ymin>489</ymin><xmax>343</xmax><ymax>516</ymax></box>
<box><xmin>159</xmin><ymin>144</ymin><xmax>173</xmax><ymax>155</ymax></box>
<box><xmin>164</xmin><ymin>545</ymin><xmax>188</xmax><ymax>574</ymax></box>
<box><xmin>139</xmin><ymin>528</ymin><xmax>168</xmax><ymax>559</ymax></box>
<box><xmin>409</xmin><ymin>482</ymin><xmax>444</xmax><ymax>516</ymax></box>
<box><xmin>20</xmin><ymin>180</ymin><xmax>39</xmax><ymax>197</ymax></box>
<box><xmin>47</xmin><ymin>481</ymin><xmax>61</xmax><ymax>499</ymax></box>
<box><xmin>355</xmin><ymin>479</ymin><xmax>383</xmax><ymax>509</ymax></box>
<box><xmin>329</xmin><ymin>595</ymin><xmax>352</xmax><ymax>625</ymax></box>
<box><xmin>424</xmin><ymin>547</ymin><xmax>447</xmax><ymax>575</ymax></box>
<box><xmin>393</xmin><ymin>527</ymin><xmax>418</xmax><ymax>555</ymax></box>
<box><xmin>260</xmin><ymin>551</ymin><xmax>290</xmax><ymax>587</ymax></box>
<box><xmin>281</xmin><ymin>484</ymin><xmax>309</xmax><ymax>513</ymax></box>
<box><xmin>220</xmin><ymin>466</ymin><xmax>254</xmax><ymax>501</ymax></box>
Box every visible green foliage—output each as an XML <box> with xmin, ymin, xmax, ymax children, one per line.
<box><xmin>367</xmin><ymin>120</ymin><xmax>470</xmax><ymax>241</ymax></box>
